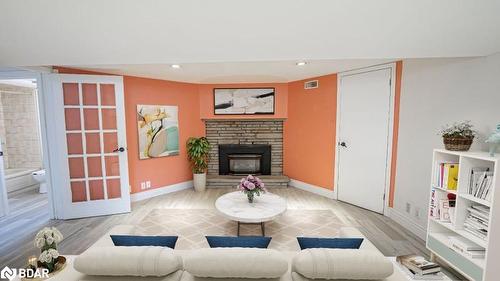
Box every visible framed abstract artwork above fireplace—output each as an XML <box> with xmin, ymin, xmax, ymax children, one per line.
<box><xmin>214</xmin><ymin>88</ymin><xmax>275</xmax><ymax>115</ymax></box>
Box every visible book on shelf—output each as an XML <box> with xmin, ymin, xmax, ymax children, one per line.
<box><xmin>396</xmin><ymin>255</ymin><xmax>441</xmax><ymax>276</ymax></box>
<box><xmin>434</xmin><ymin>162</ymin><xmax>459</xmax><ymax>190</ymax></box>
<box><xmin>462</xmin><ymin>250</ymin><xmax>486</xmax><ymax>259</ymax></box>
<box><xmin>429</xmin><ymin>190</ymin><xmax>457</xmax><ymax>223</ymax></box>
<box><xmin>464</xmin><ymin>226</ymin><xmax>487</xmax><ymax>240</ymax></box>
<box><xmin>398</xmin><ymin>265</ymin><xmax>444</xmax><ymax>280</ymax></box>
<box><xmin>429</xmin><ymin>189</ymin><xmax>440</xmax><ymax>219</ymax></box>
<box><xmin>448</xmin><ymin>236</ymin><xmax>485</xmax><ymax>259</ymax></box>
<box><xmin>464</xmin><ymin>205</ymin><xmax>490</xmax><ymax>240</ymax></box>
<box><xmin>451</xmin><ymin>243</ymin><xmax>486</xmax><ymax>259</ymax></box>
<box><xmin>438</xmin><ymin>199</ymin><xmax>451</xmax><ymax>222</ymax></box>
<box><xmin>468</xmin><ymin>167</ymin><xmax>493</xmax><ymax>201</ymax></box>
<box><xmin>469</xmin><ymin>205</ymin><xmax>490</xmax><ymax>218</ymax></box>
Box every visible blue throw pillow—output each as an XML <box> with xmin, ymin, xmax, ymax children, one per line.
<box><xmin>206</xmin><ymin>236</ymin><xmax>272</xmax><ymax>248</ymax></box>
<box><xmin>110</xmin><ymin>235</ymin><xmax>178</xmax><ymax>249</ymax></box>
<box><xmin>297</xmin><ymin>237</ymin><xmax>364</xmax><ymax>250</ymax></box>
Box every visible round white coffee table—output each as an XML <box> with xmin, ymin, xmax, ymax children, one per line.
<box><xmin>215</xmin><ymin>191</ymin><xmax>287</xmax><ymax>236</ymax></box>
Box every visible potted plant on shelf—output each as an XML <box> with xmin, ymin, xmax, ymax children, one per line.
<box><xmin>439</xmin><ymin>121</ymin><xmax>476</xmax><ymax>151</ymax></box>
<box><xmin>238</xmin><ymin>175</ymin><xmax>267</xmax><ymax>203</ymax></box>
<box><xmin>187</xmin><ymin>137</ymin><xmax>210</xmax><ymax>192</ymax></box>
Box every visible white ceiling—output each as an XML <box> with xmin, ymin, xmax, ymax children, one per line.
<box><xmin>76</xmin><ymin>60</ymin><xmax>394</xmax><ymax>83</ymax></box>
<box><xmin>1</xmin><ymin>0</ymin><xmax>499</xmax><ymax>83</ymax></box>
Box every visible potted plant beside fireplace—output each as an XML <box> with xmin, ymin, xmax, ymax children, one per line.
<box><xmin>187</xmin><ymin>137</ymin><xmax>211</xmax><ymax>192</ymax></box>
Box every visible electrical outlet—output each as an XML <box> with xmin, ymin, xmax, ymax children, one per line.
<box><xmin>140</xmin><ymin>182</ymin><xmax>146</xmax><ymax>190</ymax></box>
<box><xmin>406</xmin><ymin>202</ymin><xmax>411</xmax><ymax>213</ymax></box>
<box><xmin>415</xmin><ymin>207</ymin><xmax>421</xmax><ymax>220</ymax></box>
<box><xmin>146</xmin><ymin>181</ymin><xmax>151</xmax><ymax>189</ymax></box>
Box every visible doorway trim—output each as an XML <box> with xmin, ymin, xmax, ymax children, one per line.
<box><xmin>0</xmin><ymin>141</ymin><xmax>7</xmax><ymax>217</ymax></box>
<box><xmin>333</xmin><ymin>62</ymin><xmax>397</xmax><ymax>217</ymax></box>
<box><xmin>0</xmin><ymin>67</ymin><xmax>56</xmax><ymax>218</ymax></box>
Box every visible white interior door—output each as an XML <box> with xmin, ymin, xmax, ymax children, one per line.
<box><xmin>336</xmin><ymin>67</ymin><xmax>393</xmax><ymax>214</ymax></box>
<box><xmin>44</xmin><ymin>74</ymin><xmax>130</xmax><ymax>219</ymax></box>
<box><xmin>0</xmin><ymin>142</ymin><xmax>8</xmax><ymax>217</ymax></box>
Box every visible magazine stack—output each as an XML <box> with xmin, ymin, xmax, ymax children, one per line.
<box><xmin>396</xmin><ymin>255</ymin><xmax>443</xmax><ymax>280</ymax></box>
<box><xmin>464</xmin><ymin>205</ymin><xmax>490</xmax><ymax>241</ymax></box>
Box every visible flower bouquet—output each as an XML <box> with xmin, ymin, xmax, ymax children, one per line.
<box><xmin>238</xmin><ymin>175</ymin><xmax>267</xmax><ymax>203</ymax></box>
<box><xmin>34</xmin><ymin>227</ymin><xmax>65</xmax><ymax>273</ymax></box>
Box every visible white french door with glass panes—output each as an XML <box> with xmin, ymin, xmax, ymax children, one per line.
<box><xmin>44</xmin><ymin>74</ymin><xmax>130</xmax><ymax>219</ymax></box>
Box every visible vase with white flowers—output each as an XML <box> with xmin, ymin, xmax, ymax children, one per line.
<box><xmin>34</xmin><ymin>227</ymin><xmax>64</xmax><ymax>273</ymax></box>
<box><xmin>238</xmin><ymin>175</ymin><xmax>267</xmax><ymax>203</ymax></box>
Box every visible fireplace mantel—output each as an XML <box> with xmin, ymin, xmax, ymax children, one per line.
<box><xmin>202</xmin><ymin>118</ymin><xmax>286</xmax><ymax>121</ymax></box>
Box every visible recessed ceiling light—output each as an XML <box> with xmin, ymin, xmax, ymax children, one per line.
<box><xmin>296</xmin><ymin>61</ymin><xmax>307</xmax><ymax>66</ymax></box>
<box><xmin>171</xmin><ymin>64</ymin><xmax>181</xmax><ymax>69</ymax></box>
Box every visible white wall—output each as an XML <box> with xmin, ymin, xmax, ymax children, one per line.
<box><xmin>391</xmin><ymin>53</ymin><xmax>500</xmax><ymax>239</ymax></box>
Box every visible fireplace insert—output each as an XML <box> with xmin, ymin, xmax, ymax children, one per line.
<box><xmin>219</xmin><ymin>144</ymin><xmax>271</xmax><ymax>175</ymax></box>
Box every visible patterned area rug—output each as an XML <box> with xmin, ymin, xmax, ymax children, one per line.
<box><xmin>136</xmin><ymin>209</ymin><xmax>347</xmax><ymax>251</ymax></box>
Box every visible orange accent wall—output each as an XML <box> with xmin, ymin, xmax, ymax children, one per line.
<box><xmin>199</xmin><ymin>83</ymin><xmax>288</xmax><ymax>119</ymax></box>
<box><xmin>124</xmin><ymin>76</ymin><xmax>204</xmax><ymax>193</ymax></box>
<box><xmin>284</xmin><ymin>74</ymin><xmax>337</xmax><ymax>189</ymax></box>
<box><xmin>389</xmin><ymin>61</ymin><xmax>403</xmax><ymax>207</ymax></box>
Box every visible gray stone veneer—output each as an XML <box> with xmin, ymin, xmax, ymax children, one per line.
<box><xmin>204</xmin><ymin>119</ymin><xmax>284</xmax><ymax>176</ymax></box>
<box><xmin>0</xmin><ymin>83</ymin><xmax>42</xmax><ymax>169</ymax></box>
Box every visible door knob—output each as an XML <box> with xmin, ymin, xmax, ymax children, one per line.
<box><xmin>113</xmin><ymin>147</ymin><xmax>125</xmax><ymax>153</ymax></box>
<box><xmin>339</xmin><ymin>142</ymin><xmax>347</xmax><ymax>148</ymax></box>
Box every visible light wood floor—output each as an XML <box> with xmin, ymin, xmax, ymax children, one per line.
<box><xmin>0</xmin><ymin>187</ymin><xmax>429</xmax><ymax>269</ymax></box>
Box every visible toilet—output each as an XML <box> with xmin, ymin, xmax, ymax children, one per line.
<box><xmin>32</xmin><ymin>170</ymin><xmax>47</xmax><ymax>194</ymax></box>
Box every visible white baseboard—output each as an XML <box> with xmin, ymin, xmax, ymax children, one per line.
<box><xmin>387</xmin><ymin>208</ymin><xmax>427</xmax><ymax>240</ymax></box>
<box><xmin>289</xmin><ymin>179</ymin><xmax>335</xmax><ymax>199</ymax></box>
<box><xmin>130</xmin><ymin>180</ymin><xmax>193</xmax><ymax>202</ymax></box>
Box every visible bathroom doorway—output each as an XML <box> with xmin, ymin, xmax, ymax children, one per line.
<box><xmin>0</xmin><ymin>72</ymin><xmax>52</xmax><ymax>242</ymax></box>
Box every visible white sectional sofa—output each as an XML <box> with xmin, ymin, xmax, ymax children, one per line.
<box><xmin>43</xmin><ymin>225</ymin><xmax>407</xmax><ymax>281</ymax></box>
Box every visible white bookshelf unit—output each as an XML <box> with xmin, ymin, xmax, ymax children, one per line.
<box><xmin>427</xmin><ymin>149</ymin><xmax>500</xmax><ymax>281</ymax></box>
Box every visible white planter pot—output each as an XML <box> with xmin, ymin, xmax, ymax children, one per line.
<box><xmin>193</xmin><ymin>173</ymin><xmax>207</xmax><ymax>192</ymax></box>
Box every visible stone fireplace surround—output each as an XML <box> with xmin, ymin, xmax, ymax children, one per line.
<box><xmin>204</xmin><ymin>119</ymin><xmax>289</xmax><ymax>188</ymax></box>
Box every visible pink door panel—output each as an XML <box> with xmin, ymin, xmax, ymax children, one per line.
<box><xmin>82</xmin><ymin>83</ymin><xmax>98</xmax><ymax>105</ymax></box>
<box><xmin>63</xmin><ymin>83</ymin><xmax>79</xmax><ymax>105</ymax></box>
<box><xmin>100</xmin><ymin>84</ymin><xmax>116</xmax><ymax>106</ymax></box>
<box><xmin>66</xmin><ymin>133</ymin><xmax>83</xmax><ymax>155</ymax></box>
<box><xmin>62</xmin><ymin>82</ymin><xmax>122</xmax><ymax>203</ymax></box>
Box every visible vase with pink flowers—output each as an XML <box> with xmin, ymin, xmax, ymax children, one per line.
<box><xmin>237</xmin><ymin>175</ymin><xmax>267</xmax><ymax>203</ymax></box>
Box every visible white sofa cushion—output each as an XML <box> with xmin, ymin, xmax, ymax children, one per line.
<box><xmin>74</xmin><ymin>246</ymin><xmax>182</xmax><ymax>276</ymax></box>
<box><xmin>292</xmin><ymin>249</ymin><xmax>393</xmax><ymax>280</ymax></box>
<box><xmin>183</xmin><ymin>248</ymin><xmax>288</xmax><ymax>279</ymax></box>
